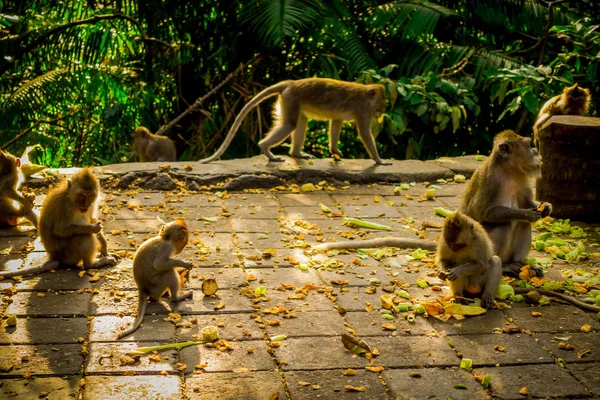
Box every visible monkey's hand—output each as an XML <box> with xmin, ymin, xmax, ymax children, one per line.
<box><xmin>525</xmin><ymin>209</ymin><xmax>543</xmax><ymax>222</ymax></box>
<box><xmin>448</xmin><ymin>267</ymin><xmax>467</xmax><ymax>281</ymax></box>
<box><xmin>90</xmin><ymin>222</ymin><xmax>103</xmax><ymax>234</ymax></box>
<box><xmin>181</xmin><ymin>261</ymin><xmax>193</xmax><ymax>269</ymax></box>
<box><xmin>481</xmin><ymin>292</ymin><xmax>494</xmax><ymax>309</ymax></box>
<box><xmin>448</xmin><ymin>262</ymin><xmax>484</xmax><ymax>281</ymax></box>
<box><xmin>537</xmin><ymin>202</ymin><xmax>552</xmax><ymax>218</ymax></box>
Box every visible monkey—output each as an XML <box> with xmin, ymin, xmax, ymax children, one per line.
<box><xmin>117</xmin><ymin>219</ymin><xmax>193</xmax><ymax>339</ymax></box>
<box><xmin>459</xmin><ymin>130</ymin><xmax>552</xmax><ymax>278</ymax></box>
<box><xmin>435</xmin><ymin>212</ymin><xmax>501</xmax><ymax>308</ymax></box>
<box><xmin>199</xmin><ymin>78</ymin><xmax>392</xmax><ymax>165</ymax></box>
<box><xmin>512</xmin><ymin>287</ymin><xmax>600</xmax><ymax>313</ymax></box>
<box><xmin>0</xmin><ymin>150</ymin><xmax>38</xmax><ymax>228</ymax></box>
<box><xmin>315</xmin><ymin>213</ymin><xmax>501</xmax><ymax>308</ymax></box>
<box><xmin>131</xmin><ymin>126</ymin><xmax>177</xmax><ymax>162</ymax></box>
<box><xmin>0</xmin><ymin>168</ymin><xmax>116</xmax><ymax>279</ymax></box>
<box><xmin>533</xmin><ymin>83</ymin><xmax>591</xmax><ymax>148</ymax></box>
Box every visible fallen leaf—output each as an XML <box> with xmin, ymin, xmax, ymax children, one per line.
<box><xmin>343</xmin><ymin>368</ymin><xmax>357</xmax><ymax>376</ymax></box>
<box><xmin>344</xmin><ymin>385</ymin><xmax>365</xmax><ymax>392</ymax></box>
<box><xmin>519</xmin><ymin>387</ymin><xmax>528</xmax><ymax>395</ymax></box>
<box><xmin>581</xmin><ymin>324</ymin><xmax>592</xmax><ymax>333</ymax></box>
<box><xmin>341</xmin><ymin>334</ymin><xmax>372</xmax><ymax>355</ymax></box>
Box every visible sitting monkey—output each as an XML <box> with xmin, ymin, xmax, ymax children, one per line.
<box><xmin>131</xmin><ymin>126</ymin><xmax>177</xmax><ymax>162</ymax></box>
<box><xmin>117</xmin><ymin>219</ymin><xmax>193</xmax><ymax>338</ymax></box>
<box><xmin>200</xmin><ymin>78</ymin><xmax>391</xmax><ymax>165</ymax></box>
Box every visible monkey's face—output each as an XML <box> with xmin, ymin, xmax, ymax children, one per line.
<box><xmin>443</xmin><ymin>214</ymin><xmax>470</xmax><ymax>252</ymax></box>
<box><xmin>514</xmin><ymin>138</ymin><xmax>541</xmax><ymax>175</ymax></box>
<box><xmin>72</xmin><ymin>191</ymin><xmax>98</xmax><ymax>213</ymax></box>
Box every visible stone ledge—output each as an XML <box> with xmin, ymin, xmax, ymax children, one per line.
<box><xmin>25</xmin><ymin>155</ymin><xmax>484</xmax><ymax>191</ymax></box>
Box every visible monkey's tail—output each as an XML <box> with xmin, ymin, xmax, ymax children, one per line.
<box><xmin>0</xmin><ymin>260</ymin><xmax>59</xmax><ymax>280</ymax></box>
<box><xmin>514</xmin><ymin>287</ymin><xmax>600</xmax><ymax>313</ymax></box>
<box><xmin>314</xmin><ymin>237</ymin><xmax>437</xmax><ymax>251</ymax></box>
<box><xmin>200</xmin><ymin>81</ymin><xmax>291</xmax><ymax>163</ymax></box>
<box><xmin>117</xmin><ymin>293</ymin><xmax>148</xmax><ymax>339</ymax></box>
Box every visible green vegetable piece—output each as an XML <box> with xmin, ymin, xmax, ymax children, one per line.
<box><xmin>406</xmin><ymin>313</ymin><xmax>415</xmax><ymax>323</ymax></box>
<box><xmin>343</xmin><ymin>217</ymin><xmax>391</xmax><ymax>231</ymax></box>
<box><xmin>395</xmin><ymin>304</ymin><xmax>410</xmax><ymax>312</ymax></box>
<box><xmin>270</xmin><ymin>334</ymin><xmax>287</xmax><ymax>342</ymax></box>
<box><xmin>410</xmin><ymin>248</ymin><xmax>428</xmax><ymax>260</ymax></box>
<box><xmin>434</xmin><ymin>207</ymin><xmax>456</xmax><ymax>218</ymax></box>
<box><xmin>590</xmin><ymin>290</ymin><xmax>600</xmax><ymax>298</ymax></box>
<box><xmin>395</xmin><ymin>290</ymin><xmax>410</xmax><ymax>299</ymax></box>
<box><xmin>512</xmin><ymin>294</ymin><xmax>524</xmax><ymax>302</ymax></box>
<box><xmin>416</xmin><ymin>279</ymin><xmax>428</xmax><ymax>289</ymax></box>
<box><xmin>400</xmin><ymin>183</ymin><xmax>410</xmax><ymax>190</ymax></box>
<box><xmin>481</xmin><ymin>374</ymin><xmax>492</xmax><ymax>388</ymax></box>
<box><xmin>453</xmin><ymin>384</ymin><xmax>468</xmax><ymax>390</ymax></box>
<box><xmin>380</xmin><ymin>309</ymin><xmax>392</xmax><ymax>315</ymax></box>
<box><xmin>460</xmin><ymin>358</ymin><xmax>473</xmax><ymax>370</ymax></box>
<box><xmin>597</xmin><ymin>312</ymin><xmax>600</xmax><ymax>322</ymax></box>
<box><xmin>535</xmin><ymin>241</ymin><xmax>546</xmax><ymax>251</ymax></box>
<box><xmin>319</xmin><ymin>203</ymin><xmax>332</xmax><ymax>213</ymax></box>
<box><xmin>255</xmin><ymin>286</ymin><xmax>267</xmax><ymax>296</ymax></box>
<box><xmin>382</xmin><ymin>314</ymin><xmax>395</xmax><ymax>320</ymax></box>
<box><xmin>413</xmin><ymin>304</ymin><xmax>426</xmax><ymax>314</ymax></box>
<box><xmin>494</xmin><ymin>284</ymin><xmax>515</xmax><ymax>300</ymax></box>
<box><xmin>595</xmin><ymin>296</ymin><xmax>600</xmax><ymax>306</ymax></box>
<box><xmin>475</xmin><ymin>155</ymin><xmax>485</xmax><ymax>161</ymax></box>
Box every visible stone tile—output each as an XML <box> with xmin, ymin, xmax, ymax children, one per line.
<box><xmin>180</xmin><ymin>339</ymin><xmax>275</xmax><ymax>372</ymax></box>
<box><xmin>536</xmin><ymin>332</ymin><xmax>600</xmax><ymax>362</ymax></box>
<box><xmin>178</xmin><ymin>206</ymin><xmax>226</xmax><ymax>220</ymax></box>
<box><xmin>85</xmin><ymin>342</ymin><xmax>177</xmax><ymax>373</ymax></box>
<box><xmin>91</xmin><ymin>315</ymin><xmax>175</xmax><ymax>342</ymax></box>
<box><xmin>430</xmin><ymin>310</ymin><xmax>508</xmax><ymax>335</ymax></box>
<box><xmin>504</xmin><ymin>304</ymin><xmax>600</xmax><ymax>332</ymax></box>
<box><xmin>0</xmin><ymin>317</ymin><xmax>87</xmax><ymax>344</ymax></box>
<box><xmin>89</xmin><ymin>289</ymin><xmax>169</xmax><ymax>315</ymax></box>
<box><xmin>0</xmin><ymin>344</ymin><xmax>83</xmax><ymax>376</ymax></box>
<box><xmin>113</xmin><ymin>192</ymin><xmax>166</xmax><ymax>207</ymax></box>
<box><xmin>340</xmin><ymin>205</ymin><xmax>404</xmax><ymax>219</ymax></box>
<box><xmin>104</xmin><ymin>218</ymin><xmax>164</xmax><ymax>233</ymax></box>
<box><xmin>7</xmin><ymin>291</ymin><xmax>91</xmax><ymax>316</ymax></box>
<box><xmin>185</xmin><ymin>371</ymin><xmax>287</xmax><ymax>399</ymax></box>
<box><xmin>278</xmin><ymin>193</ymin><xmax>337</xmax><ymax>207</ymax></box>
<box><xmin>368</xmin><ymin>336</ymin><xmax>458</xmax><ymax>367</ymax></box>
<box><xmin>439</xmin><ymin>196</ymin><xmax>462</xmax><ymax>208</ymax></box>
<box><xmin>0</xmin><ymin>376</ymin><xmax>79</xmax><ymax>400</ymax></box>
<box><xmin>335</xmin><ymin>287</ymin><xmax>383</xmax><ymax>312</ymax></box>
<box><xmin>101</xmin><ymin>205</ymin><xmax>167</xmax><ymax>220</ymax></box>
<box><xmin>14</xmin><ymin>268</ymin><xmax>92</xmax><ymax>291</ymax></box>
<box><xmin>231</xmin><ymin>219</ymin><xmax>283</xmax><ymax>233</ymax></box>
<box><xmin>174</xmin><ymin>289</ymin><xmax>253</xmax><ymax>315</ymax></box>
<box><xmin>105</xmin><ymin>233</ymin><xmax>153</xmax><ymax>250</ymax></box>
<box><xmin>223</xmin><ymin>193</ymin><xmax>280</xmax><ymax>207</ymax></box>
<box><xmin>568</xmin><ymin>363</ymin><xmax>600</xmax><ymax>395</ymax></box>
<box><xmin>383</xmin><ymin>367</ymin><xmax>491</xmax><ymax>400</ymax></box>
<box><xmin>244</xmin><ymin>267</ymin><xmax>322</xmax><ymax>289</ymax></box>
<box><xmin>285</xmin><ymin>369</ymin><xmax>389</xmax><ymax>399</ymax></box>
<box><xmin>166</xmin><ymin>193</ymin><xmax>224</xmax><ymax>207</ymax></box>
<box><xmin>237</xmin><ymin>248</ymin><xmax>311</xmax><ymax>268</ymax></box>
<box><xmin>181</xmin><ymin>247</ymin><xmax>239</xmax><ymax>266</ymax></box>
<box><xmin>476</xmin><ymin>364</ymin><xmax>589</xmax><ymax>399</ymax></box>
<box><xmin>177</xmin><ymin>313</ymin><xmax>263</xmax><ymax>341</ymax></box>
<box><xmin>399</xmin><ymin>206</ymin><xmax>447</xmax><ymax>223</ymax></box>
<box><xmin>345</xmin><ymin>311</ymin><xmax>435</xmax><ymax>337</ymax></box>
<box><xmin>83</xmin><ymin>375</ymin><xmax>182</xmax><ymax>400</ymax></box>
<box><xmin>317</xmin><ymin>264</ymin><xmax>395</xmax><ymax>287</ymax></box>
<box><xmin>264</xmin><ymin>310</ymin><xmax>347</xmax><ymax>338</ymax></box>
<box><xmin>191</xmin><ymin>232</ymin><xmax>236</xmax><ymax>251</ymax></box>
<box><xmin>286</xmin><ymin>206</ymin><xmax>343</xmax><ymax>220</ymax></box>
<box><xmin>186</xmin><ymin>267</ymin><xmax>246</xmax><ymax>290</ymax></box>
<box><xmin>236</xmin><ymin>233</ymin><xmax>295</xmax><ymax>248</ymax></box>
<box><xmin>186</xmin><ymin>218</ymin><xmax>232</xmax><ymax>233</ymax></box>
<box><xmin>273</xmin><ymin>337</ymin><xmax>368</xmax><ymax>370</ymax></box>
<box><xmin>450</xmin><ymin>333</ymin><xmax>552</xmax><ymax>366</ymax></box>
<box><xmin>228</xmin><ymin>206</ymin><xmax>285</xmax><ymax>219</ymax></box>
<box><xmin>258</xmin><ymin>290</ymin><xmax>335</xmax><ymax>312</ymax></box>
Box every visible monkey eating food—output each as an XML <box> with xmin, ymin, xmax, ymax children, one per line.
<box><xmin>0</xmin><ymin>168</ymin><xmax>116</xmax><ymax>279</ymax></box>
<box><xmin>117</xmin><ymin>219</ymin><xmax>193</xmax><ymax>339</ymax></box>
<box><xmin>533</xmin><ymin>83</ymin><xmax>592</xmax><ymax>148</ymax></box>
<box><xmin>131</xmin><ymin>126</ymin><xmax>177</xmax><ymax>162</ymax></box>
<box><xmin>200</xmin><ymin>78</ymin><xmax>391</xmax><ymax>165</ymax></box>
<box><xmin>316</xmin><ymin>212</ymin><xmax>501</xmax><ymax>308</ymax></box>
<box><xmin>0</xmin><ymin>150</ymin><xmax>38</xmax><ymax>228</ymax></box>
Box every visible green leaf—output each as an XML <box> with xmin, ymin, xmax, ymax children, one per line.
<box><xmin>522</xmin><ymin>90</ymin><xmax>540</xmax><ymax>113</ymax></box>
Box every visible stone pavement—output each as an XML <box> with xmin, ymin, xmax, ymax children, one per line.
<box><xmin>1</xmin><ymin>158</ymin><xmax>599</xmax><ymax>400</ymax></box>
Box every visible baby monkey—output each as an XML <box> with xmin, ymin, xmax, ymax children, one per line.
<box><xmin>436</xmin><ymin>212</ymin><xmax>501</xmax><ymax>308</ymax></box>
<box><xmin>131</xmin><ymin>126</ymin><xmax>177</xmax><ymax>162</ymax></box>
<box><xmin>0</xmin><ymin>150</ymin><xmax>38</xmax><ymax>228</ymax></box>
<box><xmin>200</xmin><ymin>78</ymin><xmax>391</xmax><ymax>165</ymax></box>
<box><xmin>117</xmin><ymin>219</ymin><xmax>193</xmax><ymax>339</ymax></box>
<box><xmin>533</xmin><ymin>83</ymin><xmax>592</xmax><ymax>148</ymax></box>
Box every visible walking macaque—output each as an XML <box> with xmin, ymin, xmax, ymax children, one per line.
<box><xmin>200</xmin><ymin>78</ymin><xmax>391</xmax><ymax>165</ymax></box>
<box><xmin>0</xmin><ymin>150</ymin><xmax>38</xmax><ymax>228</ymax></box>
<box><xmin>0</xmin><ymin>168</ymin><xmax>116</xmax><ymax>279</ymax></box>
<box><xmin>117</xmin><ymin>219</ymin><xmax>193</xmax><ymax>339</ymax></box>
<box><xmin>460</xmin><ymin>130</ymin><xmax>552</xmax><ymax>277</ymax></box>
<box><xmin>316</xmin><ymin>213</ymin><xmax>501</xmax><ymax>308</ymax></box>
<box><xmin>131</xmin><ymin>126</ymin><xmax>177</xmax><ymax>162</ymax></box>
<box><xmin>533</xmin><ymin>83</ymin><xmax>592</xmax><ymax>148</ymax></box>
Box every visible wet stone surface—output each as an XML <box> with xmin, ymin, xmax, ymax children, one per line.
<box><xmin>1</xmin><ymin>166</ymin><xmax>599</xmax><ymax>399</ymax></box>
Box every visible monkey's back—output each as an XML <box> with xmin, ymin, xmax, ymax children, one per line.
<box><xmin>39</xmin><ymin>184</ymin><xmax>77</xmax><ymax>258</ymax></box>
<box><xmin>132</xmin><ymin>237</ymin><xmax>171</xmax><ymax>291</ymax></box>
<box><xmin>145</xmin><ymin>136</ymin><xmax>176</xmax><ymax>162</ymax></box>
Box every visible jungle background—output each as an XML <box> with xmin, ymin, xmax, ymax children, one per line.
<box><xmin>0</xmin><ymin>0</ymin><xmax>598</xmax><ymax>167</ymax></box>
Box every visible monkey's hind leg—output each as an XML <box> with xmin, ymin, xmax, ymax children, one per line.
<box><xmin>80</xmin><ymin>235</ymin><xmax>117</xmax><ymax>270</ymax></box>
<box><xmin>289</xmin><ymin>114</ymin><xmax>315</xmax><ymax>160</ymax></box>
<box><xmin>328</xmin><ymin>119</ymin><xmax>344</xmax><ymax>158</ymax></box>
<box><xmin>168</xmin><ymin>272</ymin><xmax>193</xmax><ymax>302</ymax></box>
<box><xmin>504</xmin><ymin>222</ymin><xmax>543</xmax><ymax>277</ymax></box>
<box><xmin>0</xmin><ymin>260</ymin><xmax>60</xmax><ymax>279</ymax></box>
<box><xmin>259</xmin><ymin>98</ymin><xmax>298</xmax><ymax>162</ymax></box>
<box><xmin>481</xmin><ymin>256</ymin><xmax>502</xmax><ymax>308</ymax></box>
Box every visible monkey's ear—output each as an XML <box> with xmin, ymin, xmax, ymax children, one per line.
<box><xmin>16</xmin><ymin>158</ymin><xmax>21</xmax><ymax>168</ymax></box>
<box><xmin>498</xmin><ymin>142</ymin><xmax>510</xmax><ymax>157</ymax></box>
<box><xmin>367</xmin><ymin>89</ymin><xmax>377</xmax><ymax>98</ymax></box>
<box><xmin>178</xmin><ymin>228</ymin><xmax>187</xmax><ymax>242</ymax></box>
<box><xmin>67</xmin><ymin>179</ymin><xmax>72</xmax><ymax>189</ymax></box>
<box><xmin>159</xmin><ymin>225</ymin><xmax>168</xmax><ymax>239</ymax></box>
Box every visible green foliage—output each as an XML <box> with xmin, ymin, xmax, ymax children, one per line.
<box><xmin>0</xmin><ymin>0</ymin><xmax>598</xmax><ymax>166</ymax></box>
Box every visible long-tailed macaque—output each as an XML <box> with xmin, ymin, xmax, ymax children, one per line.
<box><xmin>533</xmin><ymin>83</ymin><xmax>591</xmax><ymax>148</ymax></box>
<box><xmin>117</xmin><ymin>219</ymin><xmax>193</xmax><ymax>339</ymax></box>
<box><xmin>0</xmin><ymin>168</ymin><xmax>116</xmax><ymax>279</ymax></box>
<box><xmin>460</xmin><ymin>130</ymin><xmax>551</xmax><ymax>278</ymax></box>
<box><xmin>316</xmin><ymin>213</ymin><xmax>501</xmax><ymax>308</ymax></box>
<box><xmin>131</xmin><ymin>126</ymin><xmax>177</xmax><ymax>162</ymax></box>
<box><xmin>0</xmin><ymin>150</ymin><xmax>38</xmax><ymax>228</ymax></box>
<box><xmin>200</xmin><ymin>78</ymin><xmax>391</xmax><ymax>165</ymax></box>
